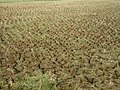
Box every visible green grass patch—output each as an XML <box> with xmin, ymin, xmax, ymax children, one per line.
<box><xmin>0</xmin><ymin>71</ymin><xmax>54</xmax><ymax>90</ymax></box>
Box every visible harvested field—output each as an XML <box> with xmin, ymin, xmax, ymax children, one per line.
<box><xmin>0</xmin><ymin>0</ymin><xmax>120</xmax><ymax>90</ymax></box>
